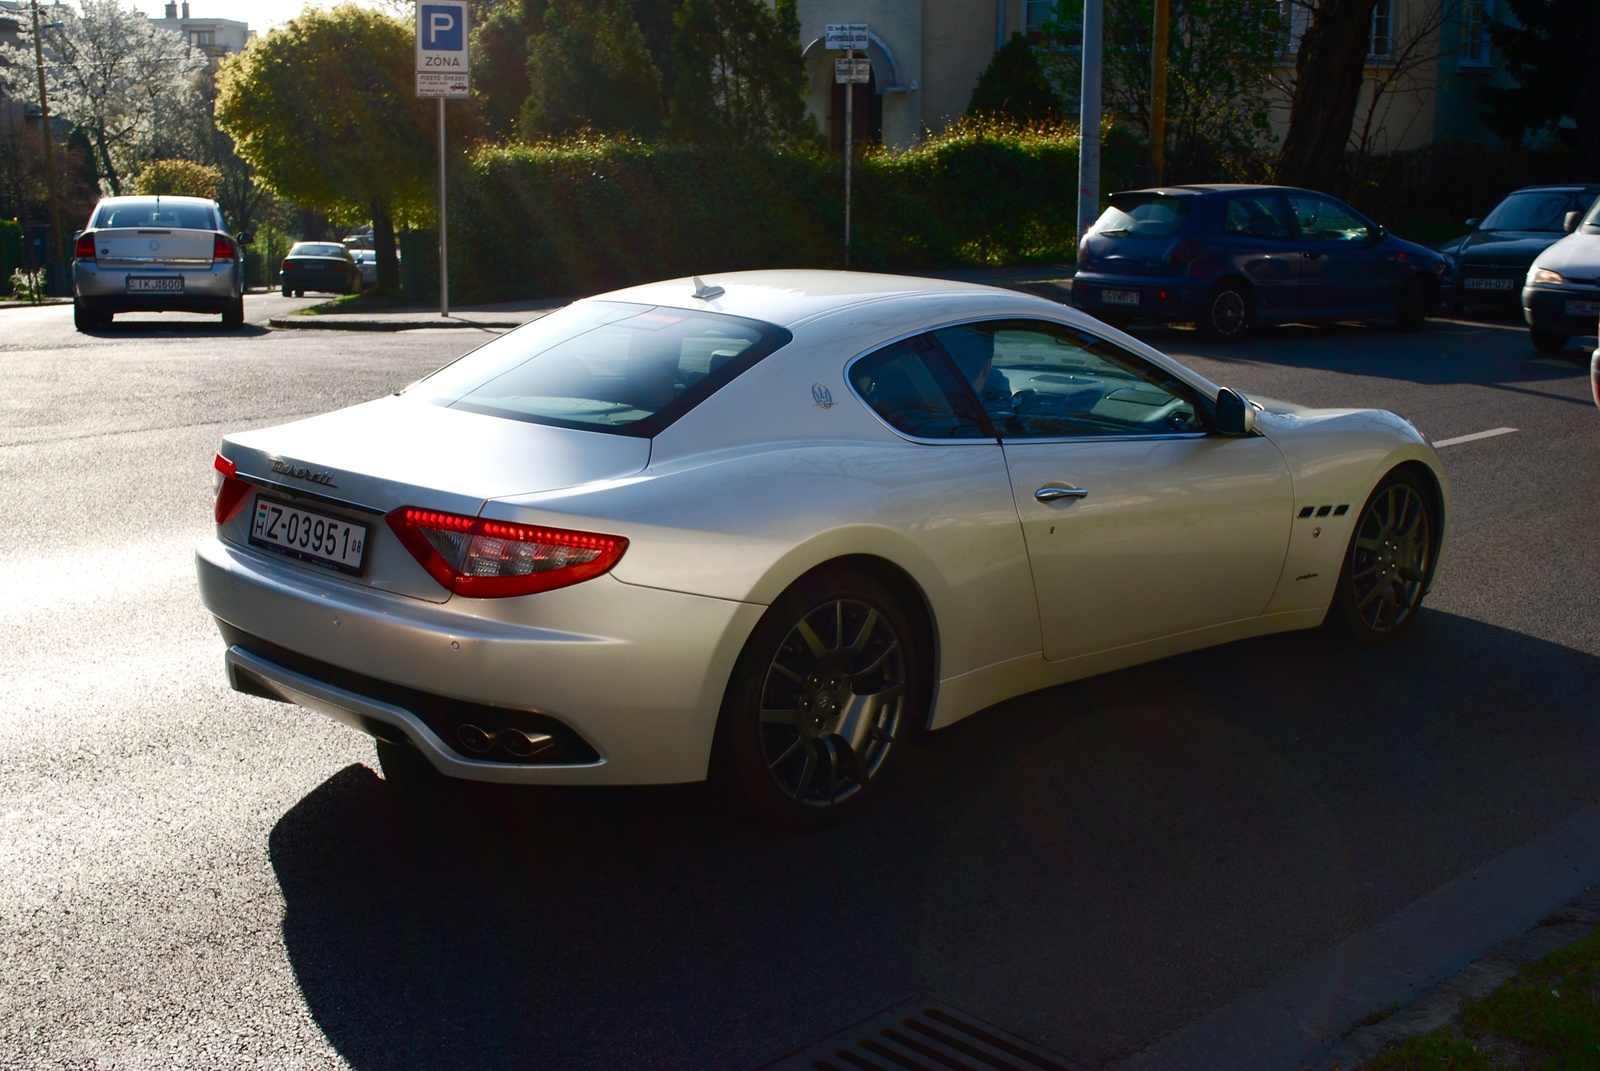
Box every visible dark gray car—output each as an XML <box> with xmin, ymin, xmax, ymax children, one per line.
<box><xmin>1437</xmin><ymin>185</ymin><xmax>1600</xmax><ymax>312</ymax></box>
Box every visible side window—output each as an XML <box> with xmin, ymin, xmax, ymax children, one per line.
<box><xmin>931</xmin><ymin>320</ymin><xmax>1207</xmax><ymax>439</ymax></box>
<box><xmin>1286</xmin><ymin>194</ymin><xmax>1371</xmax><ymax>242</ymax></box>
<box><xmin>849</xmin><ymin>334</ymin><xmax>990</xmax><ymax>440</ymax></box>
<box><xmin>1221</xmin><ymin>194</ymin><xmax>1294</xmax><ymax>239</ymax></box>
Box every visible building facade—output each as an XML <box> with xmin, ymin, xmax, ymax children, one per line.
<box><xmin>149</xmin><ymin>2</ymin><xmax>251</xmax><ymax>58</ymax></box>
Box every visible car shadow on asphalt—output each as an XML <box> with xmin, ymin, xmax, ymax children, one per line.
<box><xmin>268</xmin><ymin>611</ymin><xmax>1600</xmax><ymax>1071</ymax></box>
<box><xmin>81</xmin><ymin>321</ymin><xmax>272</xmax><ymax>338</ymax></box>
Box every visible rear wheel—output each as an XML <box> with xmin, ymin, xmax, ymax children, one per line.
<box><xmin>1395</xmin><ymin>277</ymin><xmax>1427</xmax><ymax>332</ymax></box>
<box><xmin>72</xmin><ymin>298</ymin><xmax>105</xmax><ymax>332</ymax></box>
<box><xmin>280</xmin><ymin>284</ymin><xmax>290</xmax><ymax>297</ymax></box>
<box><xmin>1327</xmin><ymin>469</ymin><xmax>1437</xmax><ymax>646</ymax></box>
<box><xmin>1531</xmin><ymin>329</ymin><xmax>1569</xmax><ymax>354</ymax></box>
<box><xmin>1591</xmin><ymin>346</ymin><xmax>1599</xmax><ymax>417</ymax></box>
<box><xmin>221</xmin><ymin>295</ymin><xmax>244</xmax><ymax>329</ymax></box>
<box><xmin>1196</xmin><ymin>281</ymin><xmax>1250</xmax><ymax>342</ymax></box>
<box><xmin>715</xmin><ymin>569</ymin><xmax>920</xmax><ymax>830</ymax></box>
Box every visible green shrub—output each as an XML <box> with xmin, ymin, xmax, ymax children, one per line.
<box><xmin>452</xmin><ymin>120</ymin><xmax>1138</xmax><ymax>301</ymax></box>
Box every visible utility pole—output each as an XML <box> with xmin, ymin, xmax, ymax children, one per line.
<box><xmin>1076</xmin><ymin>0</ymin><xmax>1103</xmax><ymax>242</ymax></box>
<box><xmin>1149</xmin><ymin>0</ymin><xmax>1169</xmax><ymax>186</ymax></box>
<box><xmin>30</xmin><ymin>0</ymin><xmax>64</xmax><ymax>291</ymax></box>
<box><xmin>844</xmin><ymin>42</ymin><xmax>853</xmax><ymax>267</ymax></box>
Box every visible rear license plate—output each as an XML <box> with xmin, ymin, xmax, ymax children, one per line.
<box><xmin>1564</xmin><ymin>299</ymin><xmax>1600</xmax><ymax>317</ymax></box>
<box><xmin>249</xmin><ymin>496</ymin><xmax>368</xmax><ymax>574</ymax></box>
<box><xmin>1101</xmin><ymin>289</ymin><xmax>1141</xmax><ymax>306</ymax></box>
<box><xmin>1462</xmin><ymin>277</ymin><xmax>1513</xmax><ymax>291</ymax></box>
<box><xmin>127</xmin><ymin>276</ymin><xmax>183</xmax><ymax>293</ymax></box>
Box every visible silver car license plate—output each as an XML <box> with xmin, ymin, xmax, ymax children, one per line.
<box><xmin>1564</xmin><ymin>299</ymin><xmax>1600</xmax><ymax>317</ymax></box>
<box><xmin>249</xmin><ymin>496</ymin><xmax>368</xmax><ymax>574</ymax></box>
<box><xmin>1101</xmin><ymin>289</ymin><xmax>1141</xmax><ymax>306</ymax></box>
<box><xmin>127</xmin><ymin>276</ymin><xmax>184</xmax><ymax>293</ymax></box>
<box><xmin>1462</xmin><ymin>277</ymin><xmax>1513</xmax><ymax>291</ymax></box>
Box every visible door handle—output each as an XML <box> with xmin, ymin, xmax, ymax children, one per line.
<box><xmin>1035</xmin><ymin>487</ymin><xmax>1089</xmax><ymax>502</ymax></box>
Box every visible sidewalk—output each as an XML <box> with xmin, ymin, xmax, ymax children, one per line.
<box><xmin>262</xmin><ymin>267</ymin><xmax>1079</xmax><ymax>331</ymax></box>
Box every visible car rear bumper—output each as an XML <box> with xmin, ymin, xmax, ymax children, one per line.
<box><xmin>1523</xmin><ymin>285</ymin><xmax>1600</xmax><ymax>335</ymax></box>
<box><xmin>195</xmin><ymin>537</ymin><xmax>765</xmax><ymax>785</ymax></box>
<box><xmin>1071</xmin><ymin>274</ymin><xmax>1204</xmax><ymax>321</ymax></box>
<box><xmin>74</xmin><ymin>259</ymin><xmax>240</xmax><ymax>309</ymax></box>
<box><xmin>281</xmin><ymin>270</ymin><xmax>354</xmax><ymax>293</ymax></box>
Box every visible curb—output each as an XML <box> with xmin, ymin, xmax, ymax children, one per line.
<box><xmin>265</xmin><ymin>316</ymin><xmax>524</xmax><ymax>331</ymax></box>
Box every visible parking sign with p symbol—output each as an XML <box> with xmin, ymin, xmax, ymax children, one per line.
<box><xmin>420</xmin><ymin>4</ymin><xmax>462</xmax><ymax>50</ymax></box>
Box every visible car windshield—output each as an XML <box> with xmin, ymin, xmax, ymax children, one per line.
<box><xmin>92</xmin><ymin>199</ymin><xmax>214</xmax><ymax>229</ymax></box>
<box><xmin>410</xmin><ymin>301</ymin><xmax>792</xmax><ymax>437</ymax></box>
<box><xmin>290</xmin><ymin>243</ymin><xmax>347</xmax><ymax>257</ymax></box>
<box><xmin>1480</xmin><ymin>190</ymin><xmax>1596</xmax><ymax>232</ymax></box>
<box><xmin>1090</xmin><ymin>194</ymin><xmax>1192</xmax><ymax>239</ymax></box>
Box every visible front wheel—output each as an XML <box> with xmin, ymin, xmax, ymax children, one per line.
<box><xmin>1327</xmin><ymin>469</ymin><xmax>1437</xmax><ymax>645</ymax></box>
<box><xmin>1195</xmin><ymin>281</ymin><xmax>1250</xmax><ymax>343</ymax></box>
<box><xmin>1395</xmin><ymin>277</ymin><xmax>1427</xmax><ymax>332</ymax></box>
<box><xmin>1531</xmin><ymin>329</ymin><xmax>1569</xmax><ymax>354</ymax></box>
<box><xmin>715</xmin><ymin>569</ymin><xmax>920</xmax><ymax>829</ymax></box>
<box><xmin>1590</xmin><ymin>346</ymin><xmax>1599</xmax><ymax>417</ymax></box>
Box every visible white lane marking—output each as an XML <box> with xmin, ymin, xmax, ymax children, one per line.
<box><xmin>1432</xmin><ymin>426</ymin><xmax>1518</xmax><ymax>448</ymax></box>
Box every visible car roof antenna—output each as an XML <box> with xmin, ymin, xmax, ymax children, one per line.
<box><xmin>691</xmin><ymin>275</ymin><xmax>725</xmax><ymax>300</ymax></box>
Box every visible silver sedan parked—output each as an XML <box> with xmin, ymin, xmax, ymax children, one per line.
<box><xmin>197</xmin><ymin>271</ymin><xmax>1449</xmax><ymax>827</ymax></box>
<box><xmin>72</xmin><ymin>195</ymin><xmax>245</xmax><ymax>331</ymax></box>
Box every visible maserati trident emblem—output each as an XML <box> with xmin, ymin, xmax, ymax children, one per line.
<box><xmin>812</xmin><ymin>383</ymin><xmax>834</xmax><ymax>409</ymax></box>
<box><xmin>271</xmin><ymin>459</ymin><xmax>338</xmax><ymax>487</ymax></box>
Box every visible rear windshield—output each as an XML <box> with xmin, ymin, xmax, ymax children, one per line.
<box><xmin>288</xmin><ymin>243</ymin><xmax>347</xmax><ymax>257</ymax></box>
<box><xmin>1090</xmin><ymin>194</ymin><xmax>1193</xmax><ymax>239</ymax></box>
<box><xmin>92</xmin><ymin>199</ymin><xmax>215</xmax><ymax>230</ymax></box>
<box><xmin>411</xmin><ymin>301</ymin><xmax>792</xmax><ymax>437</ymax></box>
<box><xmin>1481</xmin><ymin>190</ymin><xmax>1598</xmax><ymax>232</ymax></box>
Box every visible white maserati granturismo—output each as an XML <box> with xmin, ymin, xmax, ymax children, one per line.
<box><xmin>197</xmin><ymin>271</ymin><xmax>1448</xmax><ymax>826</ymax></box>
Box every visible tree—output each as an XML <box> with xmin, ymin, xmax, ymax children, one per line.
<box><xmin>470</xmin><ymin>8</ymin><xmax>532</xmax><ymax>139</ymax></box>
<box><xmin>1276</xmin><ymin>0</ymin><xmax>1380</xmax><ymax>191</ymax></box>
<box><xmin>0</xmin><ymin>0</ymin><xmax>205</xmax><ymax>194</ymax></box>
<box><xmin>1041</xmin><ymin>0</ymin><xmax>1282</xmax><ymax>181</ymax></box>
<box><xmin>666</xmin><ymin>0</ymin><xmax>809</xmax><ymax>144</ymax></box>
<box><xmin>522</xmin><ymin>0</ymin><xmax>665</xmax><ymax>137</ymax></box>
<box><xmin>135</xmin><ymin>159</ymin><xmax>221</xmax><ymax>198</ymax></box>
<box><xmin>966</xmin><ymin>33</ymin><xmax>1061</xmax><ymax>122</ymax></box>
<box><xmin>217</xmin><ymin>6</ymin><xmax>434</xmax><ymax>290</ymax></box>
<box><xmin>1482</xmin><ymin>0</ymin><xmax>1600</xmax><ymax>176</ymax></box>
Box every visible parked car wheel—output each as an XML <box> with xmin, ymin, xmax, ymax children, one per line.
<box><xmin>221</xmin><ymin>296</ymin><xmax>245</xmax><ymax>330</ymax></box>
<box><xmin>1531</xmin><ymin>329</ymin><xmax>1570</xmax><ymax>354</ymax></box>
<box><xmin>1591</xmin><ymin>345</ymin><xmax>1599</xmax><ymax>417</ymax></box>
<box><xmin>1395</xmin><ymin>277</ymin><xmax>1428</xmax><ymax>332</ymax></box>
<box><xmin>280</xmin><ymin>284</ymin><xmax>290</xmax><ymax>297</ymax></box>
<box><xmin>72</xmin><ymin>298</ymin><xmax>106</xmax><ymax>332</ymax></box>
<box><xmin>1328</xmin><ymin>468</ymin><xmax>1437</xmax><ymax>646</ymax></box>
<box><xmin>715</xmin><ymin>568</ymin><xmax>919</xmax><ymax>830</ymax></box>
<box><xmin>1196</xmin><ymin>280</ymin><xmax>1250</xmax><ymax>343</ymax></box>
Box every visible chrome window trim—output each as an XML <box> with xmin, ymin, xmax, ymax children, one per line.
<box><xmin>842</xmin><ymin>314</ymin><xmax>1220</xmax><ymax>447</ymax></box>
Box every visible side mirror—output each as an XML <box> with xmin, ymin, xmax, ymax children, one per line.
<box><xmin>1465</xmin><ymin>218</ymin><xmax>1481</xmax><ymax>230</ymax></box>
<box><xmin>1215</xmin><ymin>387</ymin><xmax>1256</xmax><ymax>436</ymax></box>
<box><xmin>1370</xmin><ymin>224</ymin><xmax>1387</xmax><ymax>243</ymax></box>
<box><xmin>1563</xmin><ymin>210</ymin><xmax>1582</xmax><ymax>233</ymax></box>
<box><xmin>236</xmin><ymin>231</ymin><xmax>253</xmax><ymax>245</ymax></box>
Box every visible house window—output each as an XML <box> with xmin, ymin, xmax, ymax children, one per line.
<box><xmin>190</xmin><ymin>29</ymin><xmax>213</xmax><ymax>45</ymax></box>
<box><xmin>1024</xmin><ymin>0</ymin><xmax>1056</xmax><ymax>36</ymax></box>
<box><xmin>1280</xmin><ymin>0</ymin><xmax>1312</xmax><ymax>55</ymax></box>
<box><xmin>1460</xmin><ymin>0</ymin><xmax>1494</xmax><ymax>66</ymax></box>
<box><xmin>1368</xmin><ymin>0</ymin><xmax>1393</xmax><ymax>60</ymax></box>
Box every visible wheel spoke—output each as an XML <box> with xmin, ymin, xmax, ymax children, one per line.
<box><xmin>791</xmin><ymin>741</ymin><xmax>818</xmax><ymax>799</ymax></box>
<box><xmin>846</xmin><ymin>608</ymin><xmax>880</xmax><ymax>657</ymax></box>
<box><xmin>1357</xmin><ymin>582</ymin><xmax>1387</xmax><ymax>613</ymax></box>
<box><xmin>819</xmin><ymin>736</ymin><xmax>840</xmax><ymax>803</ymax></box>
<box><xmin>770</xmin><ymin>660</ymin><xmax>805</xmax><ymax>685</ymax></box>
<box><xmin>846</xmin><ymin>640</ymin><xmax>899</xmax><ymax>682</ymax></box>
<box><xmin>1355</xmin><ymin>537</ymin><xmax>1384</xmax><ymax>552</ymax></box>
<box><xmin>768</xmin><ymin>734</ymin><xmax>805</xmax><ymax>770</ymax></box>
<box><xmin>760</xmin><ymin>707</ymin><xmax>800</xmax><ymax>724</ymax></box>
<box><xmin>794</xmin><ymin>618</ymin><xmax>831</xmax><ymax>661</ymax></box>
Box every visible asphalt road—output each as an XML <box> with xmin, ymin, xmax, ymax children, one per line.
<box><xmin>0</xmin><ymin>297</ymin><xmax>1596</xmax><ymax>1070</ymax></box>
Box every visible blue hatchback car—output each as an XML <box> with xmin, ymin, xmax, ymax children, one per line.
<box><xmin>1071</xmin><ymin>184</ymin><xmax>1451</xmax><ymax>342</ymax></box>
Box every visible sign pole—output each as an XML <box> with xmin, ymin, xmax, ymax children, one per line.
<box><xmin>1077</xmin><ymin>0</ymin><xmax>1103</xmax><ymax>244</ymax></box>
<box><xmin>844</xmin><ymin>45</ymin><xmax>853</xmax><ymax>267</ymax></box>
<box><xmin>438</xmin><ymin>96</ymin><xmax>448</xmax><ymax>318</ymax></box>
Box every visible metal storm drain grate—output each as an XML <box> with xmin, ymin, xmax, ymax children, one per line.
<box><xmin>754</xmin><ymin>993</ymin><xmax>1088</xmax><ymax>1071</ymax></box>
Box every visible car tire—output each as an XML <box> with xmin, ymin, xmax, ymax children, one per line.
<box><xmin>72</xmin><ymin>298</ymin><xmax>104</xmax><ymax>332</ymax></box>
<box><xmin>221</xmin><ymin>296</ymin><xmax>245</xmax><ymax>330</ymax></box>
<box><xmin>1327</xmin><ymin>468</ymin><xmax>1438</xmax><ymax>647</ymax></box>
<box><xmin>280</xmin><ymin>284</ymin><xmax>290</xmax><ymax>297</ymax></box>
<box><xmin>714</xmin><ymin>568</ymin><xmax>921</xmax><ymax>830</ymax></box>
<box><xmin>294</xmin><ymin>289</ymin><xmax>304</xmax><ymax>298</ymax></box>
<box><xmin>1395</xmin><ymin>277</ymin><xmax>1427</xmax><ymax>332</ymax></box>
<box><xmin>1591</xmin><ymin>345</ymin><xmax>1600</xmax><ymax>417</ymax></box>
<box><xmin>1530</xmin><ymin>329</ymin><xmax>1569</xmax><ymax>354</ymax></box>
<box><xmin>1195</xmin><ymin>280</ymin><xmax>1250</xmax><ymax>343</ymax></box>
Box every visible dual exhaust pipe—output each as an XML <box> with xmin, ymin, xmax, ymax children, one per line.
<box><xmin>457</xmin><ymin>723</ymin><xmax>555</xmax><ymax>760</ymax></box>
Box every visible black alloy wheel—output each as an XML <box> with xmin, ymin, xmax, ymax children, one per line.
<box><xmin>1196</xmin><ymin>280</ymin><xmax>1250</xmax><ymax>343</ymax></box>
<box><xmin>1395</xmin><ymin>277</ymin><xmax>1427</xmax><ymax>332</ymax></box>
<box><xmin>717</xmin><ymin>569</ymin><xmax>918</xmax><ymax>829</ymax></box>
<box><xmin>1531</xmin><ymin>329</ymin><xmax>1570</xmax><ymax>354</ymax></box>
<box><xmin>1328</xmin><ymin>469</ymin><xmax>1437</xmax><ymax>645</ymax></box>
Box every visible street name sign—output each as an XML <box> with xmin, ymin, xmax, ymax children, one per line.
<box><xmin>824</xmin><ymin>23</ymin><xmax>868</xmax><ymax>50</ymax></box>
<box><xmin>834</xmin><ymin>58</ymin><xmax>871</xmax><ymax>84</ymax></box>
<box><xmin>416</xmin><ymin>1</ymin><xmax>469</xmax><ymax>98</ymax></box>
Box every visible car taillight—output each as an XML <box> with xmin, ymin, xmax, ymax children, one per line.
<box><xmin>1164</xmin><ymin>239</ymin><xmax>1202</xmax><ymax>266</ymax></box>
<box><xmin>281</xmin><ymin>259</ymin><xmax>290</xmax><ymax>271</ymax></box>
<box><xmin>74</xmin><ymin>232</ymin><xmax>96</xmax><ymax>260</ymax></box>
<box><xmin>213</xmin><ymin>453</ymin><xmax>250</xmax><ymax>523</ymax></box>
<box><xmin>1077</xmin><ymin>235</ymin><xmax>1091</xmax><ymax>263</ymax></box>
<box><xmin>213</xmin><ymin>234</ymin><xmax>234</xmax><ymax>261</ymax></box>
<box><xmin>387</xmin><ymin>507</ymin><xmax>628</xmax><ymax>598</ymax></box>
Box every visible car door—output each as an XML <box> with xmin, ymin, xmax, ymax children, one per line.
<box><xmin>931</xmin><ymin>319</ymin><xmax>1294</xmax><ymax>662</ymax></box>
<box><xmin>1216</xmin><ymin>192</ymin><xmax>1300</xmax><ymax>320</ymax></box>
<box><xmin>1285</xmin><ymin>192</ymin><xmax>1393</xmax><ymax>315</ymax></box>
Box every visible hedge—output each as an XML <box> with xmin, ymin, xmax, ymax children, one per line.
<box><xmin>450</xmin><ymin>121</ymin><xmax>1140</xmax><ymax>302</ymax></box>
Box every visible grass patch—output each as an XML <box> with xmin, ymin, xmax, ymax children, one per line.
<box><xmin>297</xmin><ymin>286</ymin><xmax>414</xmax><ymax>315</ymax></box>
<box><xmin>1367</xmin><ymin>928</ymin><xmax>1600</xmax><ymax>1069</ymax></box>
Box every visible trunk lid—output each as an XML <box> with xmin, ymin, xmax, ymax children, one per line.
<box><xmin>92</xmin><ymin>227</ymin><xmax>215</xmax><ymax>268</ymax></box>
<box><xmin>218</xmin><ymin>396</ymin><xmax>651</xmax><ymax>602</ymax></box>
